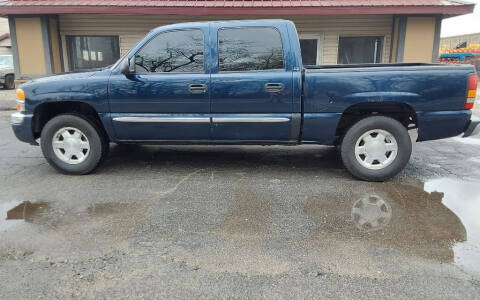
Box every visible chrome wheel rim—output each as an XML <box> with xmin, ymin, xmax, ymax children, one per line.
<box><xmin>354</xmin><ymin>129</ymin><xmax>398</xmax><ymax>170</ymax></box>
<box><xmin>52</xmin><ymin>127</ymin><xmax>90</xmax><ymax>164</ymax></box>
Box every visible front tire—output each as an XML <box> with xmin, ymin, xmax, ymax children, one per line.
<box><xmin>340</xmin><ymin>116</ymin><xmax>412</xmax><ymax>182</ymax></box>
<box><xmin>40</xmin><ymin>114</ymin><xmax>108</xmax><ymax>175</ymax></box>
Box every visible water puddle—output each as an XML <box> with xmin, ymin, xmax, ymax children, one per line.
<box><xmin>356</xmin><ymin>178</ymin><xmax>480</xmax><ymax>275</ymax></box>
<box><xmin>0</xmin><ymin>201</ymin><xmax>49</xmax><ymax>231</ymax></box>
<box><xmin>305</xmin><ymin>177</ymin><xmax>480</xmax><ymax>275</ymax></box>
<box><xmin>424</xmin><ymin>178</ymin><xmax>480</xmax><ymax>275</ymax></box>
<box><xmin>0</xmin><ymin>177</ymin><xmax>479</xmax><ymax>276</ymax></box>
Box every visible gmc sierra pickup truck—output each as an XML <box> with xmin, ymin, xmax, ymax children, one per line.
<box><xmin>10</xmin><ymin>20</ymin><xmax>479</xmax><ymax>181</ymax></box>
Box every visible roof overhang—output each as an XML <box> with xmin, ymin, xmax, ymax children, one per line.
<box><xmin>0</xmin><ymin>5</ymin><xmax>475</xmax><ymax>16</ymax></box>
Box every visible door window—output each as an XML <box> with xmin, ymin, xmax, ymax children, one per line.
<box><xmin>66</xmin><ymin>36</ymin><xmax>120</xmax><ymax>71</ymax></box>
<box><xmin>218</xmin><ymin>27</ymin><xmax>284</xmax><ymax>72</ymax></box>
<box><xmin>338</xmin><ymin>36</ymin><xmax>383</xmax><ymax>64</ymax></box>
<box><xmin>134</xmin><ymin>29</ymin><xmax>204</xmax><ymax>73</ymax></box>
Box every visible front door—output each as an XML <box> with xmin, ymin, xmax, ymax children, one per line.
<box><xmin>210</xmin><ymin>25</ymin><xmax>294</xmax><ymax>142</ymax></box>
<box><xmin>109</xmin><ymin>27</ymin><xmax>211</xmax><ymax>141</ymax></box>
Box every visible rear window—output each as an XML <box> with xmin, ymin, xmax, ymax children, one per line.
<box><xmin>218</xmin><ymin>27</ymin><xmax>284</xmax><ymax>72</ymax></box>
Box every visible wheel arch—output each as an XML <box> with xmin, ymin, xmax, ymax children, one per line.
<box><xmin>334</xmin><ymin>101</ymin><xmax>417</xmax><ymax>144</ymax></box>
<box><xmin>32</xmin><ymin>101</ymin><xmax>109</xmax><ymax>141</ymax></box>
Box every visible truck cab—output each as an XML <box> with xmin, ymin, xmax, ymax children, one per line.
<box><xmin>110</xmin><ymin>20</ymin><xmax>301</xmax><ymax>143</ymax></box>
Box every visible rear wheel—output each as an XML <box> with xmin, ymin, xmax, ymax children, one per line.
<box><xmin>40</xmin><ymin>114</ymin><xmax>108</xmax><ymax>174</ymax></box>
<box><xmin>4</xmin><ymin>74</ymin><xmax>14</xmax><ymax>90</ymax></box>
<box><xmin>340</xmin><ymin>116</ymin><xmax>412</xmax><ymax>181</ymax></box>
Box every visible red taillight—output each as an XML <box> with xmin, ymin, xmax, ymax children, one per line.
<box><xmin>466</xmin><ymin>75</ymin><xmax>478</xmax><ymax>109</ymax></box>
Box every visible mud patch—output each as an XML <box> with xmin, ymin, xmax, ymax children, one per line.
<box><xmin>220</xmin><ymin>184</ymin><xmax>273</xmax><ymax>237</ymax></box>
<box><xmin>163</xmin><ymin>184</ymin><xmax>290</xmax><ymax>276</ymax></box>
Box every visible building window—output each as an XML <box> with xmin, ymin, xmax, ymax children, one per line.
<box><xmin>66</xmin><ymin>36</ymin><xmax>120</xmax><ymax>71</ymax></box>
<box><xmin>299</xmin><ymin>34</ymin><xmax>322</xmax><ymax>65</ymax></box>
<box><xmin>338</xmin><ymin>36</ymin><xmax>383</xmax><ymax>64</ymax></box>
<box><xmin>218</xmin><ymin>27</ymin><xmax>284</xmax><ymax>72</ymax></box>
<box><xmin>134</xmin><ymin>29</ymin><xmax>204</xmax><ymax>73</ymax></box>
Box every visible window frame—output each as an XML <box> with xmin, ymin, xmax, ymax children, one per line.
<box><xmin>337</xmin><ymin>35</ymin><xmax>385</xmax><ymax>64</ymax></box>
<box><xmin>216</xmin><ymin>26</ymin><xmax>287</xmax><ymax>74</ymax></box>
<box><xmin>65</xmin><ymin>35</ymin><xmax>120</xmax><ymax>72</ymax></box>
<box><xmin>131</xmin><ymin>28</ymin><xmax>206</xmax><ymax>75</ymax></box>
<box><xmin>298</xmin><ymin>33</ymin><xmax>324</xmax><ymax>65</ymax></box>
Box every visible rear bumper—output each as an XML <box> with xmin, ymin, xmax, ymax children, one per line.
<box><xmin>416</xmin><ymin>110</ymin><xmax>471</xmax><ymax>141</ymax></box>
<box><xmin>463</xmin><ymin>120</ymin><xmax>480</xmax><ymax>137</ymax></box>
<box><xmin>10</xmin><ymin>112</ymin><xmax>38</xmax><ymax>145</ymax></box>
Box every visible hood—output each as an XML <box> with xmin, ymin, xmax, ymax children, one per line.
<box><xmin>20</xmin><ymin>68</ymin><xmax>112</xmax><ymax>98</ymax></box>
<box><xmin>29</xmin><ymin>70</ymin><xmax>99</xmax><ymax>84</ymax></box>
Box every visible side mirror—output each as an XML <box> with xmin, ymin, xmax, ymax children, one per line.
<box><xmin>120</xmin><ymin>57</ymin><xmax>135</xmax><ymax>75</ymax></box>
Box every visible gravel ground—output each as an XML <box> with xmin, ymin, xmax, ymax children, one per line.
<box><xmin>1</xmin><ymin>108</ymin><xmax>480</xmax><ymax>299</ymax></box>
<box><xmin>0</xmin><ymin>89</ymin><xmax>15</xmax><ymax>111</ymax></box>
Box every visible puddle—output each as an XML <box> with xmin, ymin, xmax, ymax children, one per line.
<box><xmin>361</xmin><ymin>178</ymin><xmax>480</xmax><ymax>275</ymax></box>
<box><xmin>0</xmin><ymin>176</ymin><xmax>479</xmax><ymax>277</ymax></box>
<box><xmin>0</xmin><ymin>201</ymin><xmax>49</xmax><ymax>231</ymax></box>
<box><xmin>304</xmin><ymin>177</ymin><xmax>480</xmax><ymax>275</ymax></box>
<box><xmin>425</xmin><ymin>178</ymin><xmax>480</xmax><ymax>276</ymax></box>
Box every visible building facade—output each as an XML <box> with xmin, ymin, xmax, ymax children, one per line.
<box><xmin>0</xmin><ymin>0</ymin><xmax>475</xmax><ymax>79</ymax></box>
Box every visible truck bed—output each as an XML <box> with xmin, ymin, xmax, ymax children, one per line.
<box><xmin>301</xmin><ymin>63</ymin><xmax>475</xmax><ymax>144</ymax></box>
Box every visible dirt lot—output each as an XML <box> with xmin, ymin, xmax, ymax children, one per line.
<box><xmin>0</xmin><ymin>95</ymin><xmax>480</xmax><ymax>298</ymax></box>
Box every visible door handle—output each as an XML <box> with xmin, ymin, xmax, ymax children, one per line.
<box><xmin>189</xmin><ymin>84</ymin><xmax>207</xmax><ymax>94</ymax></box>
<box><xmin>265</xmin><ymin>83</ymin><xmax>284</xmax><ymax>93</ymax></box>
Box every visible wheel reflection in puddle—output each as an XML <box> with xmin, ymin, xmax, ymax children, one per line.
<box><xmin>351</xmin><ymin>195</ymin><xmax>392</xmax><ymax>232</ymax></box>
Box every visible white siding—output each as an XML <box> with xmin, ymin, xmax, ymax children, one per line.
<box><xmin>59</xmin><ymin>14</ymin><xmax>393</xmax><ymax>70</ymax></box>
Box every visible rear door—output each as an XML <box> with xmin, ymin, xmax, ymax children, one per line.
<box><xmin>210</xmin><ymin>23</ymin><xmax>295</xmax><ymax>142</ymax></box>
<box><xmin>108</xmin><ymin>26</ymin><xmax>211</xmax><ymax>141</ymax></box>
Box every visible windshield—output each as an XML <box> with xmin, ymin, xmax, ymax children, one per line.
<box><xmin>0</xmin><ymin>55</ymin><xmax>13</xmax><ymax>68</ymax></box>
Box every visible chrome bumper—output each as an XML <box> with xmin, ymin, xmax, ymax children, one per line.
<box><xmin>463</xmin><ymin>120</ymin><xmax>480</xmax><ymax>137</ymax></box>
<box><xmin>10</xmin><ymin>112</ymin><xmax>38</xmax><ymax>145</ymax></box>
<box><xmin>10</xmin><ymin>111</ymin><xmax>30</xmax><ymax>124</ymax></box>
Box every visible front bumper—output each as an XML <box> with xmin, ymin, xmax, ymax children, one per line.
<box><xmin>10</xmin><ymin>112</ymin><xmax>38</xmax><ymax>145</ymax></box>
<box><xmin>463</xmin><ymin>119</ymin><xmax>480</xmax><ymax>137</ymax></box>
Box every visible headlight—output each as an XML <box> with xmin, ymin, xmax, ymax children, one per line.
<box><xmin>16</xmin><ymin>89</ymin><xmax>25</xmax><ymax>112</ymax></box>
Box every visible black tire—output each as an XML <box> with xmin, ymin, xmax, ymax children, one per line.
<box><xmin>40</xmin><ymin>114</ymin><xmax>108</xmax><ymax>175</ymax></box>
<box><xmin>4</xmin><ymin>74</ymin><xmax>14</xmax><ymax>90</ymax></box>
<box><xmin>340</xmin><ymin>116</ymin><xmax>412</xmax><ymax>182</ymax></box>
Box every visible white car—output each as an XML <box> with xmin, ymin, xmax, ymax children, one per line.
<box><xmin>0</xmin><ymin>55</ymin><xmax>14</xmax><ymax>89</ymax></box>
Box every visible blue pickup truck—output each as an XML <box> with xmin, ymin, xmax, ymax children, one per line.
<box><xmin>10</xmin><ymin>20</ymin><xmax>479</xmax><ymax>181</ymax></box>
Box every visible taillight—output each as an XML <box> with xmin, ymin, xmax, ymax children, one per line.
<box><xmin>465</xmin><ymin>75</ymin><xmax>477</xmax><ymax>109</ymax></box>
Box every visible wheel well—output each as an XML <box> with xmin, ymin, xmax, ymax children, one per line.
<box><xmin>334</xmin><ymin>102</ymin><xmax>417</xmax><ymax>144</ymax></box>
<box><xmin>32</xmin><ymin>101</ymin><xmax>108</xmax><ymax>140</ymax></box>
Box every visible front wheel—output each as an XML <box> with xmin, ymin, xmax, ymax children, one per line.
<box><xmin>40</xmin><ymin>114</ymin><xmax>108</xmax><ymax>175</ymax></box>
<box><xmin>340</xmin><ymin>116</ymin><xmax>412</xmax><ymax>182</ymax></box>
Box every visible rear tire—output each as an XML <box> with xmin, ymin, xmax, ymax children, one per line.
<box><xmin>4</xmin><ymin>74</ymin><xmax>14</xmax><ymax>90</ymax></box>
<box><xmin>40</xmin><ymin>114</ymin><xmax>108</xmax><ymax>175</ymax></box>
<box><xmin>340</xmin><ymin>116</ymin><xmax>412</xmax><ymax>182</ymax></box>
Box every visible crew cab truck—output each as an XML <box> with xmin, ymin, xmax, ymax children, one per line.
<box><xmin>10</xmin><ymin>20</ymin><xmax>480</xmax><ymax>181</ymax></box>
